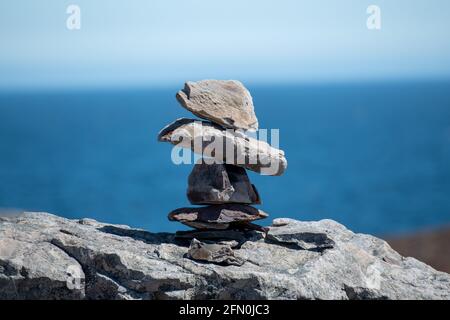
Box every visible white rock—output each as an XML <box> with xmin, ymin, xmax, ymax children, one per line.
<box><xmin>158</xmin><ymin>118</ymin><xmax>287</xmax><ymax>176</ymax></box>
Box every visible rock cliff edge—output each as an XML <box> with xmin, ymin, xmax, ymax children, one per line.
<box><xmin>1</xmin><ymin>212</ymin><xmax>449</xmax><ymax>300</ymax></box>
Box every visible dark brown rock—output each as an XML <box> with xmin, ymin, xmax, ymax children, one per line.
<box><xmin>187</xmin><ymin>162</ymin><xmax>260</xmax><ymax>205</ymax></box>
<box><xmin>168</xmin><ymin>204</ymin><xmax>268</xmax><ymax>230</ymax></box>
<box><xmin>175</xmin><ymin>229</ymin><xmax>250</xmax><ymax>243</ymax></box>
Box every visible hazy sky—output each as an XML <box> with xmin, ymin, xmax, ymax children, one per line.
<box><xmin>1</xmin><ymin>0</ymin><xmax>450</xmax><ymax>89</ymax></box>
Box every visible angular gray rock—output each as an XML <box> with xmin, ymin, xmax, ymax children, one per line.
<box><xmin>187</xmin><ymin>239</ymin><xmax>244</xmax><ymax>266</ymax></box>
<box><xmin>187</xmin><ymin>162</ymin><xmax>260</xmax><ymax>205</ymax></box>
<box><xmin>168</xmin><ymin>204</ymin><xmax>268</xmax><ymax>230</ymax></box>
<box><xmin>176</xmin><ymin>80</ymin><xmax>258</xmax><ymax>131</ymax></box>
<box><xmin>158</xmin><ymin>118</ymin><xmax>287</xmax><ymax>176</ymax></box>
<box><xmin>1</xmin><ymin>212</ymin><xmax>450</xmax><ymax>300</ymax></box>
<box><xmin>266</xmin><ymin>219</ymin><xmax>335</xmax><ymax>252</ymax></box>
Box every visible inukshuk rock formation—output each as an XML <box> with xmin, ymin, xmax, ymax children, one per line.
<box><xmin>158</xmin><ymin>80</ymin><xmax>287</xmax><ymax>265</ymax></box>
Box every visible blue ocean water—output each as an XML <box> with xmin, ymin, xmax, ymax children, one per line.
<box><xmin>1</xmin><ymin>81</ymin><xmax>450</xmax><ymax>235</ymax></box>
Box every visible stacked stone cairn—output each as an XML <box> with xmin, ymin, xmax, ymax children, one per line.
<box><xmin>157</xmin><ymin>80</ymin><xmax>287</xmax><ymax>265</ymax></box>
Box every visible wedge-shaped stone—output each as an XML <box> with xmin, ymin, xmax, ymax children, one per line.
<box><xmin>157</xmin><ymin>118</ymin><xmax>287</xmax><ymax>176</ymax></box>
<box><xmin>187</xmin><ymin>162</ymin><xmax>260</xmax><ymax>205</ymax></box>
<box><xmin>168</xmin><ymin>204</ymin><xmax>268</xmax><ymax>230</ymax></box>
<box><xmin>176</xmin><ymin>80</ymin><xmax>258</xmax><ymax>130</ymax></box>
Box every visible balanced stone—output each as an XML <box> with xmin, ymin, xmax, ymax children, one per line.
<box><xmin>187</xmin><ymin>162</ymin><xmax>261</xmax><ymax>205</ymax></box>
<box><xmin>176</xmin><ymin>80</ymin><xmax>258</xmax><ymax>131</ymax></box>
<box><xmin>168</xmin><ymin>204</ymin><xmax>268</xmax><ymax>230</ymax></box>
<box><xmin>158</xmin><ymin>118</ymin><xmax>287</xmax><ymax>176</ymax></box>
<box><xmin>175</xmin><ymin>229</ymin><xmax>251</xmax><ymax>243</ymax></box>
<box><xmin>175</xmin><ymin>224</ymin><xmax>267</xmax><ymax>243</ymax></box>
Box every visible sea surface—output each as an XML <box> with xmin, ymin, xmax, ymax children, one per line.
<box><xmin>1</xmin><ymin>81</ymin><xmax>450</xmax><ymax>235</ymax></box>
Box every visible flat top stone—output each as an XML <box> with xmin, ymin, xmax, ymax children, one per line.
<box><xmin>168</xmin><ymin>204</ymin><xmax>268</xmax><ymax>225</ymax></box>
<box><xmin>176</xmin><ymin>80</ymin><xmax>259</xmax><ymax>131</ymax></box>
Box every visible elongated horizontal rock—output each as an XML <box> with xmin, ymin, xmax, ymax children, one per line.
<box><xmin>267</xmin><ymin>228</ymin><xmax>335</xmax><ymax>252</ymax></box>
<box><xmin>168</xmin><ymin>204</ymin><xmax>268</xmax><ymax>230</ymax></box>
<box><xmin>175</xmin><ymin>229</ymin><xmax>254</xmax><ymax>243</ymax></box>
<box><xmin>188</xmin><ymin>162</ymin><xmax>260</xmax><ymax>205</ymax></box>
<box><xmin>158</xmin><ymin>118</ymin><xmax>287</xmax><ymax>176</ymax></box>
<box><xmin>176</xmin><ymin>80</ymin><xmax>258</xmax><ymax>131</ymax></box>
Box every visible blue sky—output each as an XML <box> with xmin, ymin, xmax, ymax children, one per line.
<box><xmin>1</xmin><ymin>0</ymin><xmax>450</xmax><ymax>89</ymax></box>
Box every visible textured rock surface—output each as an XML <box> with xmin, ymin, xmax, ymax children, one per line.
<box><xmin>188</xmin><ymin>163</ymin><xmax>260</xmax><ymax>205</ymax></box>
<box><xmin>158</xmin><ymin>118</ymin><xmax>287</xmax><ymax>176</ymax></box>
<box><xmin>1</xmin><ymin>212</ymin><xmax>450</xmax><ymax>300</ymax></box>
<box><xmin>168</xmin><ymin>204</ymin><xmax>268</xmax><ymax>230</ymax></box>
<box><xmin>266</xmin><ymin>219</ymin><xmax>335</xmax><ymax>251</ymax></box>
<box><xmin>176</xmin><ymin>80</ymin><xmax>258</xmax><ymax>131</ymax></box>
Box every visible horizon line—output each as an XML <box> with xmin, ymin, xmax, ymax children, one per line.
<box><xmin>1</xmin><ymin>75</ymin><xmax>450</xmax><ymax>94</ymax></box>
